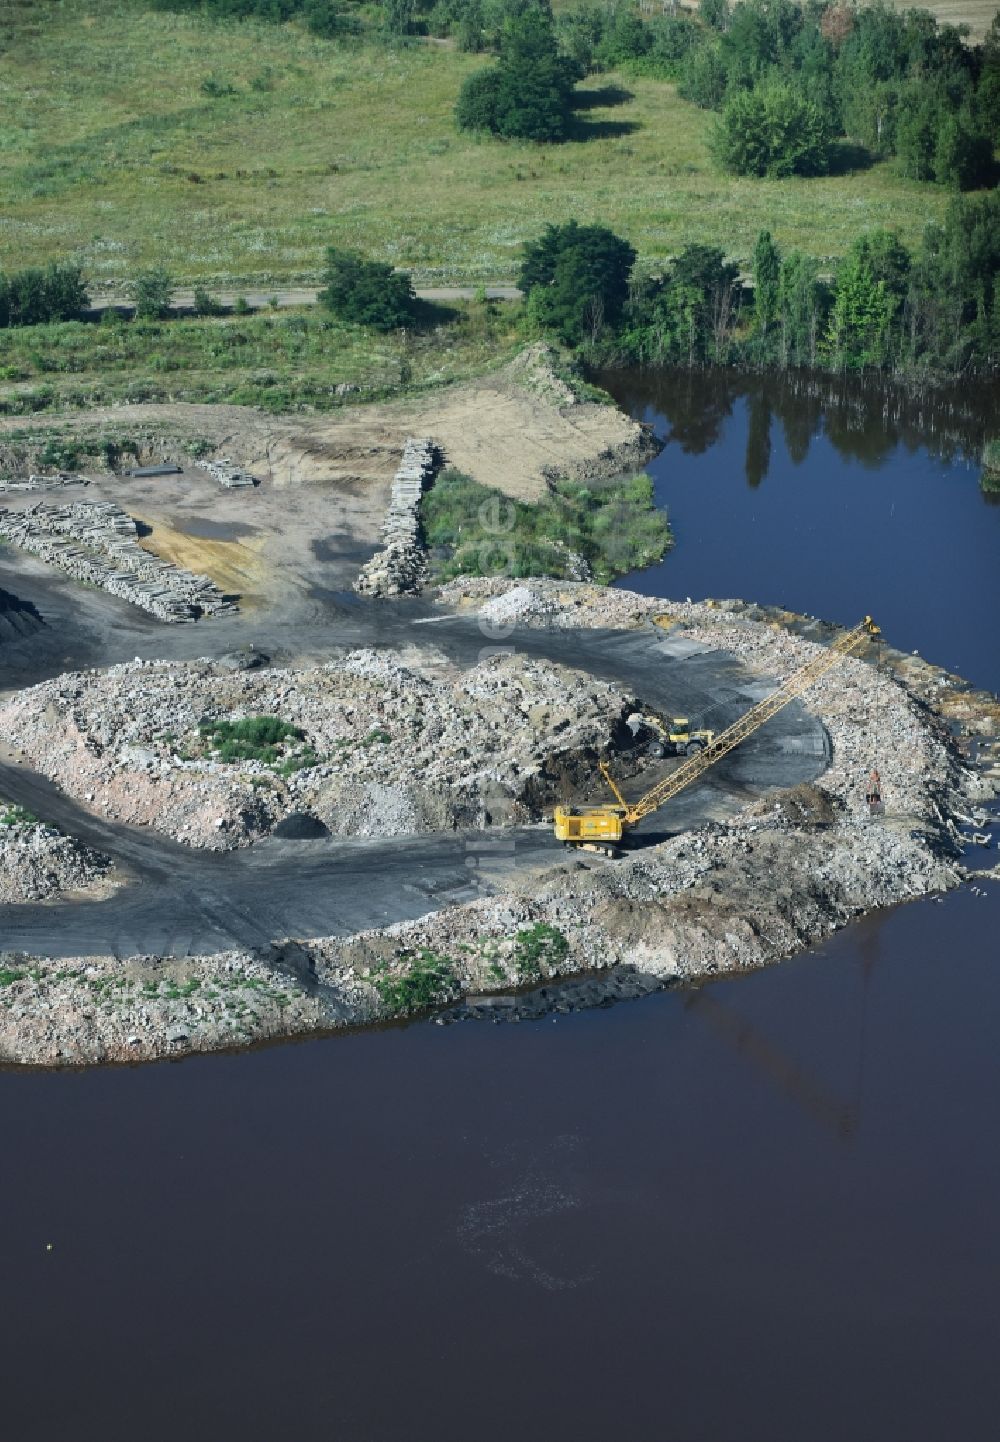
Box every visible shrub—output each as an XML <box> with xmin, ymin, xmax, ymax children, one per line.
<box><xmin>711</xmin><ymin>83</ymin><xmax>831</xmax><ymax>177</ymax></box>
<box><xmin>0</xmin><ymin>263</ymin><xmax>89</xmax><ymax>328</ymax></box>
<box><xmin>131</xmin><ymin>268</ymin><xmax>175</xmax><ymax>320</ymax></box>
<box><xmin>513</xmin><ymin>921</ymin><xmax>569</xmax><ymax>981</ymax></box>
<box><xmin>0</xmin><ymin>804</ymin><xmax>40</xmax><ymax>827</ymax></box>
<box><xmin>193</xmin><ymin>287</ymin><xmax>223</xmax><ymax>316</ymax></box>
<box><xmin>199</xmin><ymin>715</ymin><xmax>307</xmax><ymax>763</ymax></box>
<box><xmin>303</xmin><ymin>0</ymin><xmax>353</xmax><ymax>36</ymax></box>
<box><xmin>455</xmin><ymin>67</ymin><xmax>505</xmax><ymax>132</ymax></box>
<box><xmin>318</xmin><ymin>246</ymin><xmax>415</xmax><ymax>330</ymax></box>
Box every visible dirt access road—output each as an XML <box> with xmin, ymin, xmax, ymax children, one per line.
<box><xmin>85</xmin><ymin>286</ymin><xmax>523</xmax><ymax>320</ymax></box>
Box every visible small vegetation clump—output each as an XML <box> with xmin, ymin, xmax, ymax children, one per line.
<box><xmin>513</xmin><ymin>921</ymin><xmax>569</xmax><ymax>982</ymax></box>
<box><xmin>373</xmin><ymin>949</ymin><xmax>460</xmax><ymax>1014</ymax></box>
<box><xmin>131</xmin><ymin>268</ymin><xmax>175</xmax><ymax>320</ymax></box>
<box><xmin>198</xmin><ymin>715</ymin><xmax>307</xmax><ymax>764</ymax></box>
<box><xmin>0</xmin><ymin>804</ymin><xmax>41</xmax><ymax>827</ymax></box>
<box><xmin>423</xmin><ymin>468</ymin><xmax>672</xmax><ymax>584</ymax></box>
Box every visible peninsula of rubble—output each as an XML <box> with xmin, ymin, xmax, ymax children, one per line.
<box><xmin>0</xmin><ymin>581</ymin><xmax>996</xmax><ymax>1068</ymax></box>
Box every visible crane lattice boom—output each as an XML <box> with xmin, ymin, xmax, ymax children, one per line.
<box><xmin>602</xmin><ymin>616</ymin><xmax>881</xmax><ymax>824</ymax></box>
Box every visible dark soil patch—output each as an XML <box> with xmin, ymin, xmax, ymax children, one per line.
<box><xmin>172</xmin><ymin>517</ymin><xmax>260</xmax><ymax>541</ymax></box>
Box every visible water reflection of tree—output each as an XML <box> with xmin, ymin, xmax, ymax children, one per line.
<box><xmin>593</xmin><ymin>367</ymin><xmax>997</xmax><ymax>489</ymax></box>
<box><xmin>745</xmin><ymin>391</ymin><xmax>771</xmax><ymax>488</ymax></box>
<box><xmin>778</xmin><ymin>388</ymin><xmax>821</xmax><ymax>467</ymax></box>
<box><xmin>645</xmin><ymin>370</ymin><xmax>735</xmax><ymax>454</ymax></box>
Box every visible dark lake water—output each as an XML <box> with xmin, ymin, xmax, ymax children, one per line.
<box><xmin>602</xmin><ymin>370</ymin><xmax>1000</xmax><ymax>687</ymax></box>
<box><xmin>3</xmin><ymin>373</ymin><xmax>998</xmax><ymax>1442</ymax></box>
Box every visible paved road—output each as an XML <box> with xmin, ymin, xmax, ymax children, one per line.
<box><xmin>85</xmin><ymin>285</ymin><xmax>522</xmax><ymax>319</ymax></box>
<box><xmin>0</xmin><ymin>564</ymin><xmax>829</xmax><ymax>959</ymax></box>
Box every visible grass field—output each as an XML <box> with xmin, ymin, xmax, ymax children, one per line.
<box><xmin>0</xmin><ymin>0</ymin><xmax>977</xmax><ymax>291</ymax></box>
<box><xmin>0</xmin><ymin>300</ymin><xmax>522</xmax><ymax>413</ymax></box>
<box><xmin>888</xmin><ymin>0</ymin><xmax>996</xmax><ymax>37</ymax></box>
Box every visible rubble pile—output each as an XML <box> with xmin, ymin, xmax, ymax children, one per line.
<box><xmin>300</xmin><ymin>801</ymin><xmax>965</xmax><ymax>1027</ymax></box>
<box><xmin>0</xmin><ymin>649</ymin><xmax>632</xmax><ymax>849</ymax></box>
<box><xmin>0</xmin><ymin>819</ymin><xmax>112</xmax><ymax>905</ymax></box>
<box><xmin>436</xmin><ymin>577</ymin><xmax>976</xmax><ymax>824</ymax></box>
<box><xmin>0</xmin><ymin>948</ymin><xmax>324</xmax><ymax>1067</ymax></box>
<box><xmin>0</xmin><ymin>499</ymin><xmax>236</xmax><ymax>622</ymax></box>
<box><xmin>354</xmin><ymin>437</ymin><xmax>436</xmax><ymax>597</ymax></box>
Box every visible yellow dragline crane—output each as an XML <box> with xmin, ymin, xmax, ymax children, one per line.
<box><xmin>553</xmin><ymin>616</ymin><xmax>882</xmax><ymax>852</ymax></box>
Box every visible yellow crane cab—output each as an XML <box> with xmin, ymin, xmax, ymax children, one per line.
<box><xmin>552</xmin><ymin>802</ymin><xmax>626</xmax><ymax>855</ymax></box>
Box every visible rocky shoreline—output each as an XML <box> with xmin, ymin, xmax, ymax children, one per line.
<box><xmin>0</xmin><ymin>580</ymin><xmax>996</xmax><ymax>1068</ymax></box>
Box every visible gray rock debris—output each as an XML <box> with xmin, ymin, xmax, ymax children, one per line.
<box><xmin>354</xmin><ymin>437</ymin><xmax>437</xmax><ymax>597</ymax></box>
<box><xmin>0</xmin><ymin>499</ymin><xmax>236</xmax><ymax>622</ymax></box>
<box><xmin>0</xmin><ymin>820</ymin><xmax>112</xmax><ymax>904</ymax></box>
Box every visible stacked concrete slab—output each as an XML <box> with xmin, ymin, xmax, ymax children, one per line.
<box><xmin>0</xmin><ymin>472</ymin><xmax>89</xmax><ymax>494</ymax></box>
<box><xmin>194</xmin><ymin>457</ymin><xmax>257</xmax><ymax>489</ymax></box>
<box><xmin>354</xmin><ymin>438</ymin><xmax>437</xmax><ymax>597</ymax></box>
<box><xmin>0</xmin><ymin>500</ymin><xmax>236</xmax><ymax>623</ymax></box>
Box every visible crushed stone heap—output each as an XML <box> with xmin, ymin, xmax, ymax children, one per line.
<box><xmin>0</xmin><ymin>816</ymin><xmax>112</xmax><ymax>905</ymax></box>
<box><xmin>0</xmin><ymin>649</ymin><xmax>633</xmax><ymax>849</ymax></box>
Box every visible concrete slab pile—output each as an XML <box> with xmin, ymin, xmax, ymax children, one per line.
<box><xmin>194</xmin><ymin>457</ymin><xmax>257</xmax><ymax>488</ymax></box>
<box><xmin>0</xmin><ymin>500</ymin><xmax>236</xmax><ymax>623</ymax></box>
<box><xmin>354</xmin><ymin>437</ymin><xmax>437</xmax><ymax>597</ymax></box>
<box><xmin>0</xmin><ymin>472</ymin><xmax>89</xmax><ymax>494</ymax></box>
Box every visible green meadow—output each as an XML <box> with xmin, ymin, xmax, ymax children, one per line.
<box><xmin>0</xmin><ymin>0</ymin><xmax>958</xmax><ymax>290</ymax></box>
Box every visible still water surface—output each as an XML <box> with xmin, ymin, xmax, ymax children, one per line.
<box><xmin>2</xmin><ymin>375</ymin><xmax>998</xmax><ymax>1441</ymax></box>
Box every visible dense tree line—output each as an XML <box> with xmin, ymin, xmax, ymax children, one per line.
<box><xmin>448</xmin><ymin>0</ymin><xmax>997</xmax><ymax>176</ymax></box>
<box><xmin>519</xmin><ymin>189</ymin><xmax>1000</xmax><ymax>375</ymax></box>
<box><xmin>679</xmin><ymin>0</ymin><xmax>998</xmax><ymax>185</ymax></box>
<box><xmin>446</xmin><ymin>0</ymin><xmax>998</xmax><ymax>182</ymax></box>
<box><xmin>0</xmin><ymin>264</ymin><xmax>89</xmax><ymax>328</ymax></box>
<box><xmin>145</xmin><ymin>0</ymin><xmax>999</xmax><ymax>184</ymax></box>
